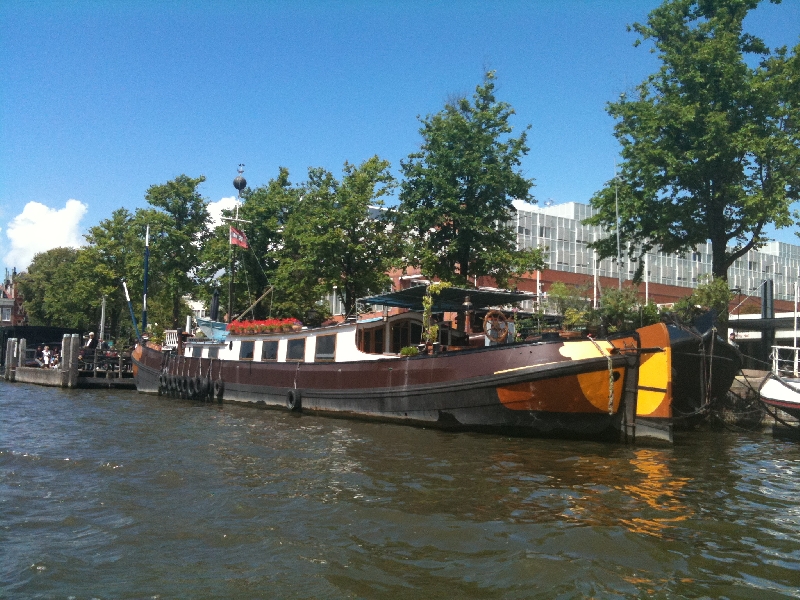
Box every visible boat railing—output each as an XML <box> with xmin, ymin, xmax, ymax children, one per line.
<box><xmin>771</xmin><ymin>345</ymin><xmax>800</xmax><ymax>378</ymax></box>
<box><xmin>163</xmin><ymin>330</ymin><xmax>179</xmax><ymax>350</ymax></box>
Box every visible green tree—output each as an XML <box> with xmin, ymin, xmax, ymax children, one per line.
<box><xmin>275</xmin><ymin>157</ymin><xmax>400</xmax><ymax>318</ymax></box>
<box><xmin>138</xmin><ymin>175</ymin><xmax>211</xmax><ymax>327</ymax></box>
<box><xmin>82</xmin><ymin>208</ymin><xmax>144</xmax><ymax>341</ymax></box>
<box><xmin>586</xmin><ymin>0</ymin><xmax>800</xmax><ymax>281</ymax></box>
<box><xmin>598</xmin><ymin>286</ymin><xmax>660</xmax><ymax>333</ymax></box>
<box><xmin>671</xmin><ymin>273</ymin><xmax>733</xmax><ymax>323</ymax></box>
<box><xmin>17</xmin><ymin>247</ymin><xmax>96</xmax><ymax>330</ymax></box>
<box><xmin>546</xmin><ymin>282</ymin><xmax>591</xmax><ymax>317</ymax></box>
<box><xmin>198</xmin><ymin>167</ymin><xmax>301</xmax><ymax>320</ymax></box>
<box><xmin>400</xmin><ymin>71</ymin><xmax>544</xmax><ymax>286</ymax></box>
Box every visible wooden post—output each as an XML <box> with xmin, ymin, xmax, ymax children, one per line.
<box><xmin>5</xmin><ymin>338</ymin><xmax>18</xmax><ymax>381</ymax></box>
<box><xmin>68</xmin><ymin>334</ymin><xmax>80</xmax><ymax>388</ymax></box>
<box><xmin>60</xmin><ymin>334</ymin><xmax>71</xmax><ymax>387</ymax></box>
<box><xmin>4</xmin><ymin>338</ymin><xmax>16</xmax><ymax>380</ymax></box>
<box><xmin>18</xmin><ymin>339</ymin><xmax>27</xmax><ymax>369</ymax></box>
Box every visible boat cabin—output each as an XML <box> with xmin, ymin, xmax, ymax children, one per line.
<box><xmin>184</xmin><ymin>286</ymin><xmax>535</xmax><ymax>365</ymax></box>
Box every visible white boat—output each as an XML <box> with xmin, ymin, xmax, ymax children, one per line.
<box><xmin>759</xmin><ymin>345</ymin><xmax>800</xmax><ymax>419</ymax></box>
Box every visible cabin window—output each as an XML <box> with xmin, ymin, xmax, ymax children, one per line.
<box><xmin>315</xmin><ymin>334</ymin><xmax>336</xmax><ymax>361</ymax></box>
<box><xmin>358</xmin><ymin>327</ymin><xmax>384</xmax><ymax>354</ymax></box>
<box><xmin>261</xmin><ymin>340</ymin><xmax>279</xmax><ymax>361</ymax></box>
<box><xmin>192</xmin><ymin>346</ymin><xmax>203</xmax><ymax>358</ymax></box>
<box><xmin>239</xmin><ymin>341</ymin><xmax>255</xmax><ymax>360</ymax></box>
<box><xmin>208</xmin><ymin>347</ymin><xmax>219</xmax><ymax>358</ymax></box>
<box><xmin>391</xmin><ymin>321</ymin><xmax>422</xmax><ymax>353</ymax></box>
<box><xmin>287</xmin><ymin>338</ymin><xmax>305</xmax><ymax>361</ymax></box>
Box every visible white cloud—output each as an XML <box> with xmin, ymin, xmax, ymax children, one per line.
<box><xmin>3</xmin><ymin>200</ymin><xmax>88</xmax><ymax>270</ymax></box>
<box><xmin>208</xmin><ymin>196</ymin><xmax>239</xmax><ymax>229</ymax></box>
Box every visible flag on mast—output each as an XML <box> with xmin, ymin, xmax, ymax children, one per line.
<box><xmin>230</xmin><ymin>226</ymin><xmax>248</xmax><ymax>249</ymax></box>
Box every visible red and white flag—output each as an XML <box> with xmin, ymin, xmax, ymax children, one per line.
<box><xmin>229</xmin><ymin>226</ymin><xmax>249</xmax><ymax>249</ymax></box>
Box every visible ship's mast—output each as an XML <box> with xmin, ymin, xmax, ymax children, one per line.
<box><xmin>226</xmin><ymin>164</ymin><xmax>250</xmax><ymax>322</ymax></box>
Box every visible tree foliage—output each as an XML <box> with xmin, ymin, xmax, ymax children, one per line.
<box><xmin>139</xmin><ymin>175</ymin><xmax>210</xmax><ymax>327</ymax></box>
<box><xmin>400</xmin><ymin>71</ymin><xmax>544</xmax><ymax>286</ymax></box>
<box><xmin>671</xmin><ymin>273</ymin><xmax>733</xmax><ymax>323</ymax></box>
<box><xmin>198</xmin><ymin>167</ymin><xmax>300</xmax><ymax>321</ymax></box>
<box><xmin>598</xmin><ymin>286</ymin><xmax>660</xmax><ymax>333</ymax></box>
<box><xmin>200</xmin><ymin>160</ymin><xmax>401</xmax><ymax>322</ymax></box>
<box><xmin>275</xmin><ymin>157</ymin><xmax>400</xmax><ymax>318</ymax></box>
<box><xmin>586</xmin><ymin>0</ymin><xmax>800</xmax><ymax>281</ymax></box>
<box><xmin>17</xmin><ymin>247</ymin><xmax>96</xmax><ymax>330</ymax></box>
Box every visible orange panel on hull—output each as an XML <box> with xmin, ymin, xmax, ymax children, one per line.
<box><xmin>497</xmin><ymin>368</ymin><xmax>625</xmax><ymax>413</ymax></box>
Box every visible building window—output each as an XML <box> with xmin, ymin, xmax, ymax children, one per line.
<box><xmin>0</xmin><ymin>307</ymin><xmax>10</xmax><ymax>322</ymax></box>
<box><xmin>239</xmin><ymin>341</ymin><xmax>255</xmax><ymax>360</ymax></box>
<box><xmin>287</xmin><ymin>339</ymin><xmax>305</xmax><ymax>361</ymax></box>
<box><xmin>261</xmin><ymin>340</ymin><xmax>278</xmax><ymax>361</ymax></box>
<box><xmin>315</xmin><ymin>334</ymin><xmax>336</xmax><ymax>362</ymax></box>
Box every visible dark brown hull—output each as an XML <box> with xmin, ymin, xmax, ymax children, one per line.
<box><xmin>133</xmin><ymin>339</ymin><xmax>641</xmax><ymax>442</ymax></box>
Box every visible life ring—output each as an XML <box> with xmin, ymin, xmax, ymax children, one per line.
<box><xmin>483</xmin><ymin>310</ymin><xmax>509</xmax><ymax>343</ymax></box>
<box><xmin>287</xmin><ymin>389</ymin><xmax>302</xmax><ymax>412</ymax></box>
<box><xmin>213</xmin><ymin>378</ymin><xmax>225</xmax><ymax>401</ymax></box>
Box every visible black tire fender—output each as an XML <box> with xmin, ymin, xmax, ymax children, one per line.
<box><xmin>287</xmin><ymin>389</ymin><xmax>302</xmax><ymax>412</ymax></box>
<box><xmin>213</xmin><ymin>378</ymin><xmax>224</xmax><ymax>401</ymax></box>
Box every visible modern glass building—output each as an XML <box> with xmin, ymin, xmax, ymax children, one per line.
<box><xmin>512</xmin><ymin>201</ymin><xmax>800</xmax><ymax>302</ymax></box>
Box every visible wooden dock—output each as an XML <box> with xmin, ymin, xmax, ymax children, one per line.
<box><xmin>3</xmin><ymin>334</ymin><xmax>135</xmax><ymax>389</ymax></box>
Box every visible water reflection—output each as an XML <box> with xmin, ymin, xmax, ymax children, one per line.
<box><xmin>618</xmin><ymin>448</ymin><xmax>691</xmax><ymax>537</ymax></box>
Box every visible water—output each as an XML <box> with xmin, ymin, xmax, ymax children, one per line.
<box><xmin>2</xmin><ymin>380</ymin><xmax>799</xmax><ymax>599</ymax></box>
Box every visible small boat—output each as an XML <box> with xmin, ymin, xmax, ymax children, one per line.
<box><xmin>132</xmin><ymin>286</ymin><xmax>740</xmax><ymax>444</ymax></box>
<box><xmin>759</xmin><ymin>344</ymin><xmax>800</xmax><ymax>420</ymax></box>
<box><xmin>196</xmin><ymin>317</ymin><xmax>228</xmax><ymax>341</ymax></box>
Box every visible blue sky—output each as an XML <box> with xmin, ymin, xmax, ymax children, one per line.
<box><xmin>1</xmin><ymin>0</ymin><xmax>798</xmax><ymax>273</ymax></box>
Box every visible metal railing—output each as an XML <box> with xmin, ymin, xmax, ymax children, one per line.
<box><xmin>771</xmin><ymin>345</ymin><xmax>800</xmax><ymax>378</ymax></box>
<box><xmin>78</xmin><ymin>349</ymin><xmax>133</xmax><ymax>378</ymax></box>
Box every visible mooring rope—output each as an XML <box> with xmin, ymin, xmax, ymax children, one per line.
<box><xmin>588</xmin><ymin>337</ymin><xmax>615</xmax><ymax>415</ymax></box>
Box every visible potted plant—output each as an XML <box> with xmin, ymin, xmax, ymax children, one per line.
<box><xmin>422</xmin><ymin>281</ymin><xmax>451</xmax><ymax>348</ymax></box>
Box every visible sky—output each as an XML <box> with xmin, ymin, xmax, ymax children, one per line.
<box><xmin>1</xmin><ymin>0</ymin><xmax>799</xmax><ymax>274</ymax></box>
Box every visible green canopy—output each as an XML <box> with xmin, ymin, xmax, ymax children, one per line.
<box><xmin>360</xmin><ymin>286</ymin><xmax>535</xmax><ymax>312</ymax></box>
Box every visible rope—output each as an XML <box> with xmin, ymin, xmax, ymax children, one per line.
<box><xmin>588</xmin><ymin>337</ymin><xmax>616</xmax><ymax>415</ymax></box>
<box><xmin>705</xmin><ymin>326</ymin><xmax>716</xmax><ymax>408</ymax></box>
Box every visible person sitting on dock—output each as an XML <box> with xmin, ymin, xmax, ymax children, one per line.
<box><xmin>42</xmin><ymin>346</ymin><xmax>51</xmax><ymax>368</ymax></box>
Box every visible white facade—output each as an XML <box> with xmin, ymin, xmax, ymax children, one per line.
<box><xmin>512</xmin><ymin>201</ymin><xmax>800</xmax><ymax>301</ymax></box>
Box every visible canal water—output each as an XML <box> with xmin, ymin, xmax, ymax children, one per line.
<box><xmin>2</xmin><ymin>380</ymin><xmax>799</xmax><ymax>599</ymax></box>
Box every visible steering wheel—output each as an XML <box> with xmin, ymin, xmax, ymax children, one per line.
<box><xmin>483</xmin><ymin>310</ymin><xmax>509</xmax><ymax>343</ymax></box>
